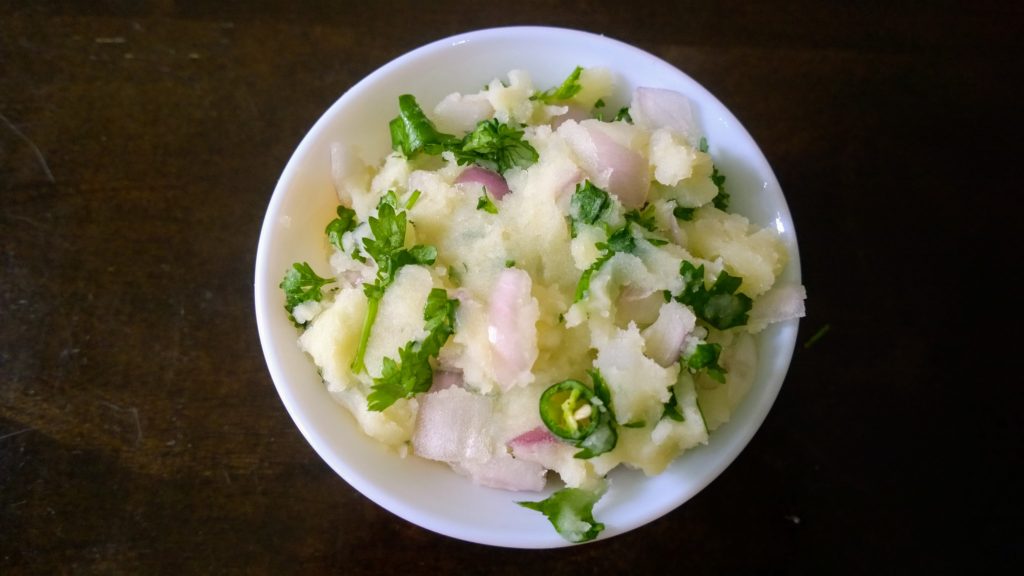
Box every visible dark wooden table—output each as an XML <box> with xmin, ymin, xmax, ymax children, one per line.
<box><xmin>2</xmin><ymin>1</ymin><xmax>1019</xmax><ymax>573</ymax></box>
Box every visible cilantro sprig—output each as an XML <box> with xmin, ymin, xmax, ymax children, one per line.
<box><xmin>366</xmin><ymin>288</ymin><xmax>458</xmax><ymax>411</ymax></box>
<box><xmin>699</xmin><ymin>137</ymin><xmax>729</xmax><ymax>211</ymax></box>
<box><xmin>711</xmin><ymin>167</ymin><xmax>729</xmax><ymax>210</ymax></box>
<box><xmin>568</xmin><ymin>180</ymin><xmax>611</xmax><ymax>238</ymax></box>
<box><xmin>476</xmin><ymin>188</ymin><xmax>498</xmax><ymax>214</ymax></box>
<box><xmin>280</xmin><ymin>262</ymin><xmax>334</xmax><ymax>324</ymax></box>
<box><xmin>389</xmin><ymin>94</ymin><xmax>457</xmax><ymax>157</ymax></box>
<box><xmin>389</xmin><ymin>95</ymin><xmax>537</xmax><ymax>175</ymax></box>
<box><xmin>350</xmin><ymin>197</ymin><xmax>438</xmax><ymax>374</ymax></box>
<box><xmin>531</xmin><ymin>66</ymin><xmax>583</xmax><ymax>104</ymax></box>
<box><xmin>686</xmin><ymin>342</ymin><xmax>726</xmax><ymax>383</ymax></box>
<box><xmin>517</xmin><ymin>484</ymin><xmax>606</xmax><ymax>543</ymax></box>
<box><xmin>574</xmin><ymin>225</ymin><xmax>636</xmax><ymax>302</ymax></box>
<box><xmin>677</xmin><ymin>261</ymin><xmax>752</xmax><ymax>330</ymax></box>
<box><xmin>455</xmin><ymin>119</ymin><xmax>539</xmax><ymax>174</ymax></box>
<box><xmin>326</xmin><ymin>205</ymin><xmax>364</xmax><ymax>261</ymax></box>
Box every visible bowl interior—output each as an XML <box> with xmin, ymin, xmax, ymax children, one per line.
<box><xmin>254</xmin><ymin>26</ymin><xmax>801</xmax><ymax>548</ymax></box>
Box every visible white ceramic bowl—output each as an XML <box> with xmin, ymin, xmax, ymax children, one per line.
<box><xmin>255</xmin><ymin>26</ymin><xmax>801</xmax><ymax>548</ymax></box>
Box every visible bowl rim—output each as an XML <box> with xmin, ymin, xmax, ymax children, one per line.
<box><xmin>255</xmin><ymin>24</ymin><xmax>801</xmax><ymax>548</ymax></box>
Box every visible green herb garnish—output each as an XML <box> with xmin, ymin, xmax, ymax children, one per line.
<box><xmin>574</xmin><ymin>226</ymin><xmax>637</xmax><ymax>302</ymax></box>
<box><xmin>455</xmin><ymin>118</ymin><xmax>539</xmax><ymax>174</ymax></box>
<box><xmin>280</xmin><ymin>262</ymin><xmax>334</xmax><ymax>323</ymax></box>
<box><xmin>686</xmin><ymin>342</ymin><xmax>727</xmax><ymax>383</ymax></box>
<box><xmin>389</xmin><ymin>95</ymin><xmax>538</xmax><ymax>174</ymax></box>
<box><xmin>662</xmin><ymin>392</ymin><xmax>685</xmax><ymax>422</ymax></box>
<box><xmin>476</xmin><ymin>188</ymin><xmax>499</xmax><ymax>214</ymax></box>
<box><xmin>568</xmin><ymin>180</ymin><xmax>611</xmax><ymax>237</ymax></box>
<box><xmin>366</xmin><ymin>288</ymin><xmax>458</xmax><ymax>411</ymax></box>
<box><xmin>673</xmin><ymin>205</ymin><xmax>696</xmax><ymax>221</ymax></box>
<box><xmin>711</xmin><ymin>166</ymin><xmax>729</xmax><ymax>210</ymax></box>
<box><xmin>325</xmin><ymin>205</ymin><xmax>364</xmax><ymax>262</ymax></box>
<box><xmin>677</xmin><ymin>261</ymin><xmax>752</xmax><ymax>330</ymax></box>
<box><xmin>517</xmin><ymin>485</ymin><xmax>606</xmax><ymax>543</ymax></box>
<box><xmin>351</xmin><ymin>198</ymin><xmax>438</xmax><ymax>374</ymax></box>
<box><xmin>531</xmin><ymin>66</ymin><xmax>583</xmax><ymax>104</ymax></box>
<box><xmin>624</xmin><ymin>203</ymin><xmax>658</xmax><ymax>232</ymax></box>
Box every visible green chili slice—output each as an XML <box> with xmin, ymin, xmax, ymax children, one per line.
<box><xmin>539</xmin><ymin>380</ymin><xmax>599</xmax><ymax>441</ymax></box>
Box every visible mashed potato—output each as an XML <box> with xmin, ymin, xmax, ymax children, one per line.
<box><xmin>287</xmin><ymin>68</ymin><xmax>803</xmax><ymax>493</ymax></box>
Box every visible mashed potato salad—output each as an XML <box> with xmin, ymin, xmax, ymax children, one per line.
<box><xmin>281</xmin><ymin>67</ymin><xmax>805</xmax><ymax>542</ymax></box>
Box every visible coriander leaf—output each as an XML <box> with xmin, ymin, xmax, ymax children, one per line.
<box><xmin>420</xmin><ymin>288</ymin><xmax>458</xmax><ymax>355</ymax></box>
<box><xmin>573</xmin><ymin>226</ymin><xmax>637</xmax><ymax>303</ymax></box>
<box><xmin>624</xmin><ymin>203</ymin><xmax>658</xmax><ymax>232</ymax></box>
<box><xmin>378</xmin><ymin>190</ymin><xmax>400</xmax><ymax>209</ymax></box>
<box><xmin>711</xmin><ymin>166</ymin><xmax>729</xmax><ymax>210</ymax></box>
<box><xmin>363</xmin><ymin>202</ymin><xmax>407</xmax><ymax>265</ymax></box>
<box><xmin>602</xmin><ymin>225</ymin><xmax>636</xmax><ymax>254</ymax></box>
<box><xmin>366</xmin><ymin>342</ymin><xmax>431</xmax><ymax>412</ymax></box>
<box><xmin>280</xmin><ymin>262</ymin><xmax>334</xmax><ymax>322</ymax></box>
<box><xmin>531</xmin><ymin>66</ymin><xmax>584</xmax><ymax>104</ymax></box>
<box><xmin>568</xmin><ymin>180</ymin><xmax>611</xmax><ymax>237</ymax></box>
<box><xmin>673</xmin><ymin>205</ymin><xmax>696</xmax><ymax>221</ymax></box>
<box><xmin>367</xmin><ymin>288</ymin><xmax>458</xmax><ymax>411</ymax></box>
<box><xmin>662</xmin><ymin>392</ymin><xmax>685</xmax><ymax>422</ymax></box>
<box><xmin>676</xmin><ymin>261</ymin><xmax>753</xmax><ymax>330</ymax></box>
<box><xmin>446</xmin><ymin>265</ymin><xmax>462</xmax><ymax>286</ymax></box>
<box><xmin>477</xmin><ymin>189</ymin><xmax>498</xmax><ymax>214</ymax></box>
<box><xmin>389</xmin><ymin>94</ymin><xmax>458</xmax><ymax>157</ymax></box>
<box><xmin>351</xmin><ymin>200</ymin><xmax>439</xmax><ymax>374</ymax></box>
<box><xmin>697</xmin><ymin>136</ymin><xmax>728</xmax><ymax>210</ymax></box>
<box><xmin>405</xmin><ymin>189</ymin><xmax>422</xmax><ymax>210</ymax></box>
<box><xmin>517</xmin><ymin>486</ymin><xmax>606</xmax><ymax>543</ymax></box>
<box><xmin>614</xmin><ymin>107</ymin><xmax>632</xmax><ymax>123</ymax></box>
<box><xmin>686</xmin><ymin>342</ymin><xmax>727</xmax><ymax>383</ymax></box>
<box><xmin>702</xmin><ymin>292</ymin><xmax>751</xmax><ymax>332</ymax></box>
<box><xmin>455</xmin><ymin>118</ymin><xmax>539</xmax><ymax>174</ymax></box>
<box><xmin>325</xmin><ymin>205</ymin><xmax>359</xmax><ymax>251</ymax></box>
<box><xmin>574</xmin><ymin>252</ymin><xmax>612</xmax><ymax>302</ymax></box>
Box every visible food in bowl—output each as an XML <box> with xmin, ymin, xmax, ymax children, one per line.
<box><xmin>278</xmin><ymin>66</ymin><xmax>805</xmax><ymax>542</ymax></box>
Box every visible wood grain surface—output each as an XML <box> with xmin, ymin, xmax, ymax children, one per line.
<box><xmin>2</xmin><ymin>1</ymin><xmax>1020</xmax><ymax>573</ymax></box>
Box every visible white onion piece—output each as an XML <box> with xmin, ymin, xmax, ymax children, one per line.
<box><xmin>747</xmin><ymin>283</ymin><xmax>807</xmax><ymax>333</ymax></box>
<box><xmin>630</xmin><ymin>87</ymin><xmax>702</xmax><ymax>147</ymax></box>
<box><xmin>452</xmin><ymin>451</ymin><xmax>546</xmax><ymax>492</ymax></box>
<box><xmin>433</xmin><ymin>92</ymin><xmax>494</xmax><ymax>134</ymax></box>
<box><xmin>455</xmin><ymin>165</ymin><xmax>510</xmax><ymax>199</ymax></box>
<box><xmin>588</xmin><ymin>122</ymin><xmax>648</xmax><ymax>209</ymax></box>
<box><xmin>559</xmin><ymin>120</ymin><xmax>648</xmax><ymax>209</ymax></box>
<box><xmin>641</xmin><ymin>301</ymin><xmax>697</xmax><ymax>367</ymax></box>
<box><xmin>413</xmin><ymin>387</ymin><xmax>546</xmax><ymax>491</ymax></box>
<box><xmin>487</xmin><ymin>268</ymin><xmax>540</xmax><ymax>390</ymax></box>
<box><xmin>412</xmin><ymin>387</ymin><xmax>492</xmax><ymax>464</ymax></box>
<box><xmin>550</xmin><ymin>103</ymin><xmax>591</xmax><ymax>129</ymax></box>
<box><xmin>330</xmin><ymin>142</ymin><xmax>369</xmax><ymax>205</ymax></box>
<box><xmin>508</xmin><ymin>426</ymin><xmax>563</xmax><ymax>469</ymax></box>
<box><xmin>508</xmin><ymin>426</ymin><xmax>557</xmax><ymax>447</ymax></box>
<box><xmin>431</xmin><ymin>369</ymin><xmax>463</xmax><ymax>391</ymax></box>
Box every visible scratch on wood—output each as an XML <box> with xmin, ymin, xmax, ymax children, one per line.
<box><xmin>0</xmin><ymin>112</ymin><xmax>55</xmax><ymax>183</ymax></box>
<box><xmin>98</xmin><ymin>401</ymin><xmax>143</xmax><ymax>445</ymax></box>
<box><xmin>0</xmin><ymin>427</ymin><xmax>35</xmax><ymax>441</ymax></box>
